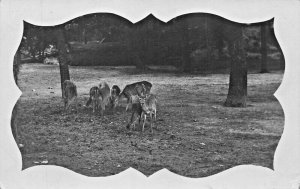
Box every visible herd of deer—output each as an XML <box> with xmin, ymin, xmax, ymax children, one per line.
<box><xmin>62</xmin><ymin>80</ymin><xmax>157</xmax><ymax>133</ymax></box>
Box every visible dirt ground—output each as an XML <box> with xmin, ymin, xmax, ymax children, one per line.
<box><xmin>14</xmin><ymin>63</ymin><xmax>284</xmax><ymax>178</ymax></box>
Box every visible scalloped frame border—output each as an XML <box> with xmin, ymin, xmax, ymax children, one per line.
<box><xmin>0</xmin><ymin>0</ymin><xmax>300</xmax><ymax>189</ymax></box>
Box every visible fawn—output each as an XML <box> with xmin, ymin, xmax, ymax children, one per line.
<box><xmin>126</xmin><ymin>94</ymin><xmax>157</xmax><ymax>132</ymax></box>
<box><xmin>139</xmin><ymin>94</ymin><xmax>157</xmax><ymax>133</ymax></box>
<box><xmin>62</xmin><ymin>80</ymin><xmax>78</xmax><ymax>112</ymax></box>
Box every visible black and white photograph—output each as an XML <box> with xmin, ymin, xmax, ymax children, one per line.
<box><xmin>1</xmin><ymin>0</ymin><xmax>300</xmax><ymax>189</ymax></box>
<box><xmin>12</xmin><ymin>13</ymin><xmax>285</xmax><ymax>177</ymax></box>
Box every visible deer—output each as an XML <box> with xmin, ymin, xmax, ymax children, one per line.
<box><xmin>86</xmin><ymin>86</ymin><xmax>101</xmax><ymax>113</ymax></box>
<box><xmin>139</xmin><ymin>94</ymin><xmax>157</xmax><ymax>133</ymax></box>
<box><xmin>98</xmin><ymin>81</ymin><xmax>111</xmax><ymax>116</ymax></box>
<box><xmin>110</xmin><ymin>85</ymin><xmax>121</xmax><ymax>113</ymax></box>
<box><xmin>126</xmin><ymin>92</ymin><xmax>157</xmax><ymax>133</ymax></box>
<box><xmin>126</xmin><ymin>95</ymin><xmax>143</xmax><ymax>131</ymax></box>
<box><xmin>118</xmin><ymin>81</ymin><xmax>152</xmax><ymax>111</ymax></box>
<box><xmin>86</xmin><ymin>81</ymin><xmax>111</xmax><ymax>116</ymax></box>
<box><xmin>62</xmin><ymin>80</ymin><xmax>78</xmax><ymax>113</ymax></box>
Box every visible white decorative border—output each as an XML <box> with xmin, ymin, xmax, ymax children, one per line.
<box><xmin>1</xmin><ymin>0</ymin><xmax>300</xmax><ymax>188</ymax></box>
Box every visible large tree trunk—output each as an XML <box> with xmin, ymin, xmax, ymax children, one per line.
<box><xmin>224</xmin><ymin>26</ymin><xmax>247</xmax><ymax>107</ymax></box>
<box><xmin>260</xmin><ymin>22</ymin><xmax>268</xmax><ymax>73</ymax></box>
<box><xmin>55</xmin><ymin>27</ymin><xmax>70</xmax><ymax>97</ymax></box>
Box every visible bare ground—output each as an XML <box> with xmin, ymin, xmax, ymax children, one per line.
<box><xmin>15</xmin><ymin>63</ymin><xmax>284</xmax><ymax>178</ymax></box>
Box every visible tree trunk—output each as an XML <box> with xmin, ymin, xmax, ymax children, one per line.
<box><xmin>55</xmin><ymin>27</ymin><xmax>70</xmax><ymax>97</ymax></box>
<box><xmin>260</xmin><ymin>22</ymin><xmax>268</xmax><ymax>73</ymax></box>
<box><xmin>224</xmin><ymin>27</ymin><xmax>247</xmax><ymax>107</ymax></box>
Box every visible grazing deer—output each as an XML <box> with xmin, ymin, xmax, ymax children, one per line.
<box><xmin>98</xmin><ymin>81</ymin><xmax>111</xmax><ymax>116</ymax></box>
<box><xmin>139</xmin><ymin>94</ymin><xmax>157</xmax><ymax>133</ymax></box>
<box><xmin>62</xmin><ymin>80</ymin><xmax>78</xmax><ymax>112</ymax></box>
<box><xmin>110</xmin><ymin>85</ymin><xmax>121</xmax><ymax>112</ymax></box>
<box><xmin>119</xmin><ymin>81</ymin><xmax>152</xmax><ymax>111</ymax></box>
<box><xmin>126</xmin><ymin>95</ymin><xmax>143</xmax><ymax>130</ymax></box>
<box><xmin>86</xmin><ymin>86</ymin><xmax>101</xmax><ymax>113</ymax></box>
<box><xmin>86</xmin><ymin>81</ymin><xmax>110</xmax><ymax>116</ymax></box>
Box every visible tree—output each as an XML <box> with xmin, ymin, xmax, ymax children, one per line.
<box><xmin>128</xmin><ymin>25</ymin><xmax>145</xmax><ymax>70</ymax></box>
<box><xmin>260</xmin><ymin>22</ymin><xmax>268</xmax><ymax>73</ymax></box>
<box><xmin>54</xmin><ymin>26</ymin><xmax>70</xmax><ymax>97</ymax></box>
<box><xmin>268</xmin><ymin>21</ymin><xmax>285</xmax><ymax>71</ymax></box>
<box><xmin>224</xmin><ymin>24</ymin><xmax>247</xmax><ymax>107</ymax></box>
<box><xmin>204</xmin><ymin>14</ymin><xmax>213</xmax><ymax>68</ymax></box>
<box><xmin>180</xmin><ymin>19</ymin><xmax>192</xmax><ymax>72</ymax></box>
<box><xmin>126</xmin><ymin>18</ymin><xmax>150</xmax><ymax>70</ymax></box>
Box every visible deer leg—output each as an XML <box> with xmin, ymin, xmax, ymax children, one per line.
<box><xmin>127</xmin><ymin>111</ymin><xmax>134</xmax><ymax>130</ymax></box>
<box><xmin>150</xmin><ymin>113</ymin><xmax>154</xmax><ymax>133</ymax></box>
<box><xmin>142</xmin><ymin>113</ymin><xmax>147</xmax><ymax>132</ymax></box>
<box><xmin>139</xmin><ymin>112</ymin><xmax>143</xmax><ymax>125</ymax></box>
<box><xmin>74</xmin><ymin>97</ymin><xmax>78</xmax><ymax>113</ymax></box>
<box><xmin>86</xmin><ymin>97</ymin><xmax>91</xmax><ymax>107</ymax></box>
<box><xmin>100</xmin><ymin>107</ymin><xmax>104</xmax><ymax>117</ymax></box>
<box><xmin>72</xmin><ymin>98</ymin><xmax>77</xmax><ymax>112</ymax></box>
<box><xmin>126</xmin><ymin>97</ymin><xmax>132</xmax><ymax>111</ymax></box>
<box><xmin>132</xmin><ymin>116</ymin><xmax>139</xmax><ymax>130</ymax></box>
<box><xmin>134</xmin><ymin>115</ymin><xmax>141</xmax><ymax>131</ymax></box>
<box><xmin>100</xmin><ymin>101</ymin><xmax>105</xmax><ymax>117</ymax></box>
<box><xmin>92</xmin><ymin>101</ymin><xmax>96</xmax><ymax>113</ymax></box>
<box><xmin>112</xmin><ymin>98</ymin><xmax>117</xmax><ymax>113</ymax></box>
<box><xmin>66</xmin><ymin>99</ymin><xmax>73</xmax><ymax>112</ymax></box>
<box><xmin>125</xmin><ymin>98</ymin><xmax>129</xmax><ymax>111</ymax></box>
<box><xmin>111</xmin><ymin>101</ymin><xmax>115</xmax><ymax>114</ymax></box>
<box><xmin>127</xmin><ymin>111</ymin><xmax>138</xmax><ymax>130</ymax></box>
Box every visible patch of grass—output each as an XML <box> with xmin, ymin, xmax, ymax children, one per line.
<box><xmin>15</xmin><ymin>64</ymin><xmax>284</xmax><ymax>177</ymax></box>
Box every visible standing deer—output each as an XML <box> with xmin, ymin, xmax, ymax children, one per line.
<box><xmin>139</xmin><ymin>94</ymin><xmax>157</xmax><ymax>133</ymax></box>
<box><xmin>62</xmin><ymin>80</ymin><xmax>78</xmax><ymax>112</ymax></box>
